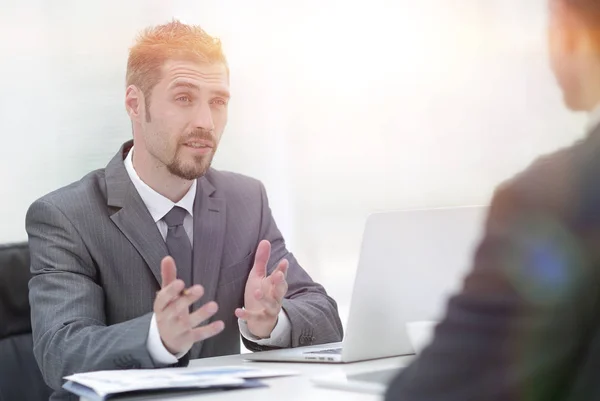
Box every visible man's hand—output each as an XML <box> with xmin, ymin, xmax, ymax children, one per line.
<box><xmin>154</xmin><ymin>256</ymin><xmax>225</xmax><ymax>355</ymax></box>
<box><xmin>235</xmin><ymin>240</ymin><xmax>289</xmax><ymax>339</ymax></box>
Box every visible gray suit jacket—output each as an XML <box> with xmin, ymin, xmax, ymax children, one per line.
<box><xmin>26</xmin><ymin>141</ymin><xmax>343</xmax><ymax>400</ymax></box>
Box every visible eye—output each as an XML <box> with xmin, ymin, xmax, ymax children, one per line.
<box><xmin>176</xmin><ymin>95</ymin><xmax>191</xmax><ymax>103</ymax></box>
<box><xmin>210</xmin><ymin>98</ymin><xmax>227</xmax><ymax>106</ymax></box>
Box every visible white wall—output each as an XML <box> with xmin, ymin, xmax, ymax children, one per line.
<box><xmin>0</xmin><ymin>0</ymin><xmax>588</xmax><ymax>325</ymax></box>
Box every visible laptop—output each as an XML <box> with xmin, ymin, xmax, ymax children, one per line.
<box><xmin>245</xmin><ymin>205</ymin><xmax>487</xmax><ymax>364</ymax></box>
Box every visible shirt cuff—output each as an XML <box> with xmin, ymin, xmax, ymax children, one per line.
<box><xmin>238</xmin><ymin>308</ymin><xmax>292</xmax><ymax>347</ymax></box>
<box><xmin>147</xmin><ymin>313</ymin><xmax>185</xmax><ymax>364</ymax></box>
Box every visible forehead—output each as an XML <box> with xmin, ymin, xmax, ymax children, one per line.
<box><xmin>158</xmin><ymin>59</ymin><xmax>229</xmax><ymax>92</ymax></box>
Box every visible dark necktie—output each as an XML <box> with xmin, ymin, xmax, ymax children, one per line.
<box><xmin>163</xmin><ymin>206</ymin><xmax>193</xmax><ymax>289</ymax></box>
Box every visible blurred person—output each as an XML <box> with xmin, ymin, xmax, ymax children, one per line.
<box><xmin>26</xmin><ymin>20</ymin><xmax>342</xmax><ymax>401</ymax></box>
<box><xmin>385</xmin><ymin>1</ymin><xmax>600</xmax><ymax>400</ymax></box>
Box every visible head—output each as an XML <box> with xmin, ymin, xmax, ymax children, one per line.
<box><xmin>548</xmin><ymin>0</ymin><xmax>600</xmax><ymax>111</ymax></box>
<box><xmin>125</xmin><ymin>20</ymin><xmax>230</xmax><ymax>181</ymax></box>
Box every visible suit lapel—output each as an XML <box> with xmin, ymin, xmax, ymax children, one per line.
<box><xmin>190</xmin><ymin>174</ymin><xmax>226</xmax><ymax>357</ymax></box>
<box><xmin>192</xmin><ymin>175</ymin><xmax>226</xmax><ymax>307</ymax></box>
<box><xmin>105</xmin><ymin>141</ymin><xmax>168</xmax><ymax>286</ymax></box>
<box><xmin>110</xmin><ymin>191</ymin><xmax>168</xmax><ymax>286</ymax></box>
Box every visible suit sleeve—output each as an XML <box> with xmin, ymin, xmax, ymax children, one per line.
<box><xmin>242</xmin><ymin>182</ymin><xmax>344</xmax><ymax>351</ymax></box>
<box><xmin>26</xmin><ymin>200</ymin><xmax>186</xmax><ymax>391</ymax></box>
<box><xmin>384</xmin><ymin>184</ymin><xmax>600</xmax><ymax>401</ymax></box>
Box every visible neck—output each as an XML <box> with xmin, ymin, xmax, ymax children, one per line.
<box><xmin>131</xmin><ymin>146</ymin><xmax>193</xmax><ymax>203</ymax></box>
<box><xmin>581</xmin><ymin>62</ymin><xmax>600</xmax><ymax>111</ymax></box>
<box><xmin>583</xmin><ymin>88</ymin><xmax>600</xmax><ymax>112</ymax></box>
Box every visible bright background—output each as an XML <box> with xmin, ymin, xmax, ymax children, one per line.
<box><xmin>0</xmin><ymin>0</ymin><xmax>587</xmax><ymax>335</ymax></box>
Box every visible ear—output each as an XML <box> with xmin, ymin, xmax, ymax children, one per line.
<box><xmin>125</xmin><ymin>85</ymin><xmax>145</xmax><ymax>122</ymax></box>
<box><xmin>549</xmin><ymin>1</ymin><xmax>582</xmax><ymax>56</ymax></box>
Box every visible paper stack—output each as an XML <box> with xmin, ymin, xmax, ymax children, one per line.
<box><xmin>62</xmin><ymin>366</ymin><xmax>297</xmax><ymax>400</ymax></box>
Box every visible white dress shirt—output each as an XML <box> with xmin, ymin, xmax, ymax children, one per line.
<box><xmin>123</xmin><ymin>147</ymin><xmax>292</xmax><ymax>364</ymax></box>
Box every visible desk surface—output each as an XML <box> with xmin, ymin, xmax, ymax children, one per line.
<box><xmin>80</xmin><ymin>353</ymin><xmax>413</xmax><ymax>401</ymax></box>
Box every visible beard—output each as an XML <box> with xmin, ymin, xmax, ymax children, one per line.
<box><xmin>166</xmin><ymin>151</ymin><xmax>214</xmax><ymax>180</ymax></box>
<box><xmin>166</xmin><ymin>129</ymin><xmax>217</xmax><ymax>180</ymax></box>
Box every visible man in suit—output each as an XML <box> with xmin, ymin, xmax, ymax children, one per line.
<box><xmin>27</xmin><ymin>20</ymin><xmax>343</xmax><ymax>400</ymax></box>
<box><xmin>386</xmin><ymin>1</ymin><xmax>600</xmax><ymax>400</ymax></box>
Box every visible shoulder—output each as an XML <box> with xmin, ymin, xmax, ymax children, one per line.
<box><xmin>203</xmin><ymin>168</ymin><xmax>265</xmax><ymax>198</ymax></box>
<box><xmin>488</xmin><ymin>135</ymin><xmax>593</xmax><ymax>228</ymax></box>
<box><xmin>27</xmin><ymin>169</ymin><xmax>107</xmax><ymax>221</ymax></box>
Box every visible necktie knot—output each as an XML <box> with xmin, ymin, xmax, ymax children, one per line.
<box><xmin>163</xmin><ymin>206</ymin><xmax>192</xmax><ymax>289</ymax></box>
<box><xmin>163</xmin><ymin>206</ymin><xmax>187</xmax><ymax>228</ymax></box>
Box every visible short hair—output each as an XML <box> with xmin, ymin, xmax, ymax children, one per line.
<box><xmin>555</xmin><ymin>0</ymin><xmax>600</xmax><ymax>26</ymax></box>
<box><xmin>126</xmin><ymin>19</ymin><xmax>228</xmax><ymax>110</ymax></box>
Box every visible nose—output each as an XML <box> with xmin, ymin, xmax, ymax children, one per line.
<box><xmin>193</xmin><ymin>103</ymin><xmax>214</xmax><ymax>131</ymax></box>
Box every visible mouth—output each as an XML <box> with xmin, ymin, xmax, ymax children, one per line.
<box><xmin>181</xmin><ymin>139</ymin><xmax>214</xmax><ymax>157</ymax></box>
<box><xmin>183</xmin><ymin>139</ymin><xmax>213</xmax><ymax>149</ymax></box>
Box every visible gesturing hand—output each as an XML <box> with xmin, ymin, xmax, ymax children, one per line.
<box><xmin>154</xmin><ymin>256</ymin><xmax>225</xmax><ymax>355</ymax></box>
<box><xmin>235</xmin><ymin>240</ymin><xmax>289</xmax><ymax>339</ymax></box>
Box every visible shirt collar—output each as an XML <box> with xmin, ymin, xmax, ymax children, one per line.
<box><xmin>124</xmin><ymin>146</ymin><xmax>196</xmax><ymax>223</ymax></box>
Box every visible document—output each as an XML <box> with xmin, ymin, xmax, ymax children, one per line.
<box><xmin>63</xmin><ymin>366</ymin><xmax>297</xmax><ymax>400</ymax></box>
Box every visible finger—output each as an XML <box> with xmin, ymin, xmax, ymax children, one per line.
<box><xmin>161</xmin><ymin>256</ymin><xmax>177</xmax><ymax>288</ymax></box>
<box><xmin>269</xmin><ymin>269</ymin><xmax>287</xmax><ymax>286</ymax></box>
<box><xmin>262</xmin><ymin>270</ymin><xmax>286</xmax><ymax>297</ymax></box>
<box><xmin>235</xmin><ymin>308</ymin><xmax>263</xmax><ymax>321</ymax></box>
<box><xmin>271</xmin><ymin>278</ymin><xmax>288</xmax><ymax>302</ymax></box>
<box><xmin>234</xmin><ymin>308</ymin><xmax>246</xmax><ymax>320</ymax></box>
<box><xmin>266</xmin><ymin>260</ymin><xmax>288</xmax><ymax>290</ymax></box>
<box><xmin>272</xmin><ymin>259</ymin><xmax>289</xmax><ymax>280</ymax></box>
<box><xmin>164</xmin><ymin>285</ymin><xmax>205</xmax><ymax>319</ymax></box>
<box><xmin>154</xmin><ymin>279</ymin><xmax>186</xmax><ymax>312</ymax></box>
<box><xmin>251</xmin><ymin>240</ymin><xmax>271</xmax><ymax>277</ymax></box>
<box><xmin>190</xmin><ymin>320</ymin><xmax>225</xmax><ymax>343</ymax></box>
<box><xmin>189</xmin><ymin>301</ymin><xmax>219</xmax><ymax>327</ymax></box>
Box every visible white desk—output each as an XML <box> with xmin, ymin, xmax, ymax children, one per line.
<box><xmin>80</xmin><ymin>354</ymin><xmax>414</xmax><ymax>401</ymax></box>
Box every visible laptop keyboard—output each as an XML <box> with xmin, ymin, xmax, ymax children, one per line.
<box><xmin>304</xmin><ymin>348</ymin><xmax>342</xmax><ymax>355</ymax></box>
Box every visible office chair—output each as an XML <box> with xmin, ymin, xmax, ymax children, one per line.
<box><xmin>0</xmin><ymin>242</ymin><xmax>52</xmax><ymax>401</ymax></box>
